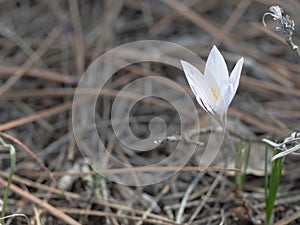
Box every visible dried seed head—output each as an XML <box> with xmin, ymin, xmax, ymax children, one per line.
<box><xmin>263</xmin><ymin>132</ymin><xmax>300</xmax><ymax>161</ymax></box>
<box><xmin>263</xmin><ymin>5</ymin><xmax>295</xmax><ymax>37</ymax></box>
<box><xmin>262</xmin><ymin>5</ymin><xmax>299</xmax><ymax>55</ymax></box>
<box><xmin>269</xmin><ymin>5</ymin><xmax>283</xmax><ymax>21</ymax></box>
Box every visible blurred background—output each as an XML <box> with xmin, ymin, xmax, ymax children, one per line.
<box><xmin>0</xmin><ymin>0</ymin><xmax>300</xmax><ymax>224</ymax></box>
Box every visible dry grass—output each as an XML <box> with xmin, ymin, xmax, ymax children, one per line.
<box><xmin>0</xmin><ymin>0</ymin><xmax>300</xmax><ymax>224</ymax></box>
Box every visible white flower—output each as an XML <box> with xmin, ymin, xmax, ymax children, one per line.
<box><xmin>263</xmin><ymin>132</ymin><xmax>300</xmax><ymax>161</ymax></box>
<box><xmin>181</xmin><ymin>45</ymin><xmax>244</xmax><ymax>115</ymax></box>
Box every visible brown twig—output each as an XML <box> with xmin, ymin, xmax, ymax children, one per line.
<box><xmin>0</xmin><ymin>26</ymin><xmax>62</xmax><ymax>96</ymax></box>
<box><xmin>68</xmin><ymin>0</ymin><xmax>85</xmax><ymax>76</ymax></box>
<box><xmin>0</xmin><ymin>177</ymin><xmax>81</xmax><ymax>225</ymax></box>
<box><xmin>0</xmin><ymin>132</ymin><xmax>52</xmax><ymax>178</ymax></box>
<box><xmin>0</xmin><ymin>63</ymin><xmax>75</xmax><ymax>84</ymax></box>
<box><xmin>0</xmin><ymin>101</ymin><xmax>73</xmax><ymax>131</ymax></box>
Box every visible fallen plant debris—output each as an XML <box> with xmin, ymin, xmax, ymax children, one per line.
<box><xmin>0</xmin><ymin>1</ymin><xmax>299</xmax><ymax>225</ymax></box>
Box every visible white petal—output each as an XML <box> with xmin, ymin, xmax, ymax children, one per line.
<box><xmin>227</xmin><ymin>57</ymin><xmax>244</xmax><ymax>105</ymax></box>
<box><xmin>262</xmin><ymin>139</ymin><xmax>282</xmax><ymax>148</ymax></box>
<box><xmin>181</xmin><ymin>60</ymin><xmax>204</xmax><ymax>86</ymax></box>
<box><xmin>271</xmin><ymin>144</ymin><xmax>300</xmax><ymax>161</ymax></box>
<box><xmin>214</xmin><ymin>93</ymin><xmax>228</xmax><ymax>114</ymax></box>
<box><xmin>181</xmin><ymin>60</ymin><xmax>216</xmax><ymax>114</ymax></box>
<box><xmin>229</xmin><ymin>57</ymin><xmax>244</xmax><ymax>97</ymax></box>
<box><xmin>217</xmin><ymin>57</ymin><xmax>244</xmax><ymax>110</ymax></box>
<box><xmin>204</xmin><ymin>45</ymin><xmax>229</xmax><ymax>92</ymax></box>
<box><xmin>214</xmin><ymin>57</ymin><xmax>243</xmax><ymax>111</ymax></box>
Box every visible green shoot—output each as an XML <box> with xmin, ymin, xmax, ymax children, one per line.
<box><xmin>0</xmin><ymin>137</ymin><xmax>16</xmax><ymax>225</ymax></box>
<box><xmin>264</xmin><ymin>145</ymin><xmax>284</xmax><ymax>225</ymax></box>
<box><xmin>241</xmin><ymin>140</ymin><xmax>251</xmax><ymax>188</ymax></box>
<box><xmin>234</xmin><ymin>140</ymin><xmax>252</xmax><ymax>189</ymax></box>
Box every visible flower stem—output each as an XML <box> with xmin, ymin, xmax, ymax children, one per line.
<box><xmin>217</xmin><ymin>113</ymin><xmax>237</xmax><ymax>162</ymax></box>
<box><xmin>225</xmin><ymin>128</ymin><xmax>236</xmax><ymax>156</ymax></box>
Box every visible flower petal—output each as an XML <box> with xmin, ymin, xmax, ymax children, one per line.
<box><xmin>214</xmin><ymin>92</ymin><xmax>228</xmax><ymax>114</ymax></box>
<box><xmin>228</xmin><ymin>57</ymin><xmax>244</xmax><ymax>104</ymax></box>
<box><xmin>181</xmin><ymin>60</ymin><xmax>216</xmax><ymax>114</ymax></box>
<box><xmin>271</xmin><ymin>144</ymin><xmax>300</xmax><ymax>161</ymax></box>
<box><xmin>217</xmin><ymin>57</ymin><xmax>244</xmax><ymax>109</ymax></box>
<box><xmin>214</xmin><ymin>57</ymin><xmax>243</xmax><ymax>111</ymax></box>
<box><xmin>204</xmin><ymin>45</ymin><xmax>229</xmax><ymax>91</ymax></box>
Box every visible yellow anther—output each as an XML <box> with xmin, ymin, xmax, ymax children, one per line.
<box><xmin>211</xmin><ymin>87</ymin><xmax>219</xmax><ymax>100</ymax></box>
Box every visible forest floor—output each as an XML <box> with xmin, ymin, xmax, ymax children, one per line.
<box><xmin>0</xmin><ymin>0</ymin><xmax>300</xmax><ymax>224</ymax></box>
